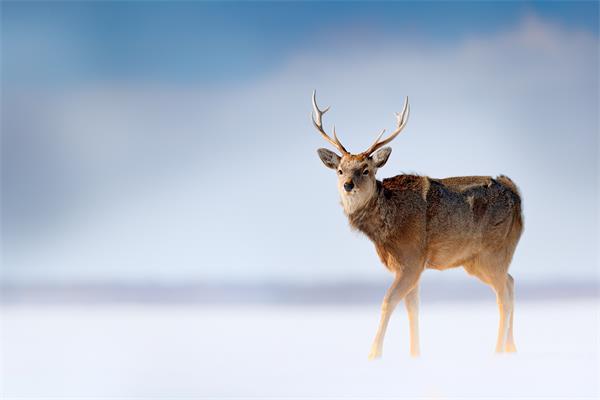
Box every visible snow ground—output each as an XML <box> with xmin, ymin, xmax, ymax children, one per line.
<box><xmin>1</xmin><ymin>299</ymin><xmax>598</xmax><ymax>399</ymax></box>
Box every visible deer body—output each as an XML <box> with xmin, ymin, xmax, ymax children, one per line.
<box><xmin>351</xmin><ymin>174</ymin><xmax>522</xmax><ymax>273</ymax></box>
<box><xmin>312</xmin><ymin>92</ymin><xmax>523</xmax><ymax>358</ymax></box>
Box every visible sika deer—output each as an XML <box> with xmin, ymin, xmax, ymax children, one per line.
<box><xmin>312</xmin><ymin>91</ymin><xmax>523</xmax><ymax>358</ymax></box>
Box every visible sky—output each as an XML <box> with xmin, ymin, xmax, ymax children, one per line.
<box><xmin>1</xmin><ymin>1</ymin><xmax>598</xmax><ymax>286</ymax></box>
<box><xmin>3</xmin><ymin>2</ymin><xmax>598</xmax><ymax>86</ymax></box>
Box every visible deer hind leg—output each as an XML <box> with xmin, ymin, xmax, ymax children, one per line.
<box><xmin>404</xmin><ymin>285</ymin><xmax>420</xmax><ymax>357</ymax></box>
<box><xmin>504</xmin><ymin>274</ymin><xmax>517</xmax><ymax>353</ymax></box>
<box><xmin>491</xmin><ymin>273</ymin><xmax>517</xmax><ymax>353</ymax></box>
<box><xmin>464</xmin><ymin>259</ymin><xmax>514</xmax><ymax>353</ymax></box>
<box><xmin>369</xmin><ymin>268</ymin><xmax>422</xmax><ymax>360</ymax></box>
<box><xmin>490</xmin><ymin>273</ymin><xmax>513</xmax><ymax>353</ymax></box>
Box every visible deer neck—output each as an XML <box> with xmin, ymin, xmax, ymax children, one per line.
<box><xmin>343</xmin><ymin>181</ymin><xmax>385</xmax><ymax>242</ymax></box>
<box><xmin>341</xmin><ymin>180</ymin><xmax>381</xmax><ymax>218</ymax></box>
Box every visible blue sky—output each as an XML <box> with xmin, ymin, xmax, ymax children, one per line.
<box><xmin>3</xmin><ymin>1</ymin><xmax>598</xmax><ymax>86</ymax></box>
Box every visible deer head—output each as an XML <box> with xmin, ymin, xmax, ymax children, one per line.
<box><xmin>312</xmin><ymin>91</ymin><xmax>410</xmax><ymax>214</ymax></box>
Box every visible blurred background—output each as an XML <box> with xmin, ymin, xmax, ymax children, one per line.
<box><xmin>1</xmin><ymin>1</ymin><xmax>598</xmax><ymax>398</ymax></box>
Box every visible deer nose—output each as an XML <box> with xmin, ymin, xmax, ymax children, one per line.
<box><xmin>344</xmin><ymin>182</ymin><xmax>354</xmax><ymax>192</ymax></box>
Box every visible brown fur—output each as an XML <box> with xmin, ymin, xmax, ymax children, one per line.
<box><xmin>323</xmin><ymin>162</ymin><xmax>523</xmax><ymax>357</ymax></box>
<box><xmin>347</xmin><ymin>174</ymin><xmax>522</xmax><ymax>273</ymax></box>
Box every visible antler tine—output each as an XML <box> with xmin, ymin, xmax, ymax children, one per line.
<box><xmin>363</xmin><ymin>96</ymin><xmax>410</xmax><ymax>156</ymax></box>
<box><xmin>364</xmin><ymin>128</ymin><xmax>386</xmax><ymax>155</ymax></box>
<box><xmin>332</xmin><ymin>125</ymin><xmax>344</xmax><ymax>148</ymax></box>
<box><xmin>311</xmin><ymin>90</ymin><xmax>348</xmax><ymax>155</ymax></box>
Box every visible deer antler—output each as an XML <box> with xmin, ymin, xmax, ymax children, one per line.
<box><xmin>311</xmin><ymin>91</ymin><xmax>349</xmax><ymax>155</ymax></box>
<box><xmin>362</xmin><ymin>96</ymin><xmax>410</xmax><ymax>156</ymax></box>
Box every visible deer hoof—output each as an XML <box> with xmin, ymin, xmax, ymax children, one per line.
<box><xmin>505</xmin><ymin>343</ymin><xmax>517</xmax><ymax>353</ymax></box>
<box><xmin>368</xmin><ymin>348</ymin><xmax>382</xmax><ymax>360</ymax></box>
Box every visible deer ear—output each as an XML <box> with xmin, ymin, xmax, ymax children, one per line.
<box><xmin>372</xmin><ymin>147</ymin><xmax>392</xmax><ymax>168</ymax></box>
<box><xmin>317</xmin><ymin>148</ymin><xmax>341</xmax><ymax>169</ymax></box>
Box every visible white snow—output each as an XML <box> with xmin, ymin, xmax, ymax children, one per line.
<box><xmin>1</xmin><ymin>299</ymin><xmax>599</xmax><ymax>398</ymax></box>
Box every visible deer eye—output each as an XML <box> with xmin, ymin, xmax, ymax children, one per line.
<box><xmin>338</xmin><ymin>170</ymin><xmax>343</xmax><ymax>175</ymax></box>
<box><xmin>363</xmin><ymin>170</ymin><xmax>369</xmax><ymax>175</ymax></box>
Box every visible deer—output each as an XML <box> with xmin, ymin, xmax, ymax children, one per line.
<box><xmin>312</xmin><ymin>91</ymin><xmax>523</xmax><ymax>359</ymax></box>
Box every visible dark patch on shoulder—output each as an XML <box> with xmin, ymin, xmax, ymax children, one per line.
<box><xmin>425</xmin><ymin>179</ymin><xmax>445</xmax><ymax>220</ymax></box>
<box><xmin>383</xmin><ymin>175</ymin><xmax>423</xmax><ymax>193</ymax></box>
<box><xmin>425</xmin><ymin>179</ymin><xmax>446</xmax><ymax>198</ymax></box>
<box><xmin>382</xmin><ymin>175</ymin><xmax>424</xmax><ymax>200</ymax></box>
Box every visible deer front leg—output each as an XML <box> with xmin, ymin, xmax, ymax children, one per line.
<box><xmin>404</xmin><ymin>285</ymin><xmax>420</xmax><ymax>357</ymax></box>
<box><xmin>369</xmin><ymin>268</ymin><xmax>422</xmax><ymax>360</ymax></box>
